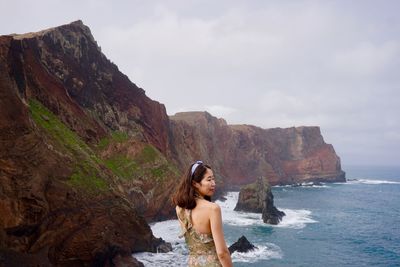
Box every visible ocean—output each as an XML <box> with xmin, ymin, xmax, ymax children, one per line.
<box><xmin>134</xmin><ymin>165</ymin><xmax>400</xmax><ymax>266</ymax></box>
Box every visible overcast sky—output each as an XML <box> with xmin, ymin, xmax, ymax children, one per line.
<box><xmin>1</xmin><ymin>0</ymin><xmax>399</xmax><ymax>167</ymax></box>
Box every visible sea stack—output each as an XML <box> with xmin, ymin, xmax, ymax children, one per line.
<box><xmin>234</xmin><ymin>177</ymin><xmax>285</xmax><ymax>225</ymax></box>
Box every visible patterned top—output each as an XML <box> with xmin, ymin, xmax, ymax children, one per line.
<box><xmin>177</xmin><ymin>208</ymin><xmax>222</xmax><ymax>267</ymax></box>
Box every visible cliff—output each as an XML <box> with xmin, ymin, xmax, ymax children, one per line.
<box><xmin>170</xmin><ymin>112</ymin><xmax>345</xmax><ymax>188</ymax></box>
<box><xmin>0</xmin><ymin>21</ymin><xmax>174</xmax><ymax>266</ymax></box>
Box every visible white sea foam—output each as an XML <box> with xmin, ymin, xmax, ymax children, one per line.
<box><xmin>151</xmin><ymin>219</ymin><xmax>181</xmax><ymax>243</ymax></box>
<box><xmin>134</xmin><ymin>220</ymin><xmax>188</xmax><ymax>266</ymax></box>
<box><xmin>217</xmin><ymin>192</ymin><xmax>317</xmax><ymax>229</ymax></box>
<box><xmin>216</xmin><ymin>192</ymin><xmax>264</xmax><ymax>227</ymax></box>
<box><xmin>231</xmin><ymin>243</ymin><xmax>283</xmax><ymax>263</ymax></box>
<box><xmin>134</xmin><ymin>250</ymin><xmax>188</xmax><ymax>267</ymax></box>
<box><xmin>275</xmin><ymin>208</ymin><xmax>317</xmax><ymax>229</ymax></box>
<box><xmin>340</xmin><ymin>179</ymin><xmax>400</xmax><ymax>185</ymax></box>
<box><xmin>273</xmin><ymin>182</ymin><xmax>330</xmax><ymax>188</ymax></box>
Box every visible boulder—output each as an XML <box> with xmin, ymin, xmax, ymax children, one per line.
<box><xmin>228</xmin><ymin>235</ymin><xmax>256</xmax><ymax>254</ymax></box>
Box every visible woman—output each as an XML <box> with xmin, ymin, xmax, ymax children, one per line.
<box><xmin>172</xmin><ymin>161</ymin><xmax>233</xmax><ymax>267</ymax></box>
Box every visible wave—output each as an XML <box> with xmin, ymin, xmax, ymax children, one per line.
<box><xmin>274</xmin><ymin>182</ymin><xmax>330</xmax><ymax>188</ymax></box>
<box><xmin>134</xmin><ymin>220</ymin><xmax>187</xmax><ymax>266</ymax></box>
<box><xmin>339</xmin><ymin>179</ymin><xmax>400</xmax><ymax>185</ymax></box>
<box><xmin>150</xmin><ymin>219</ymin><xmax>181</xmax><ymax>243</ymax></box>
<box><xmin>275</xmin><ymin>208</ymin><xmax>317</xmax><ymax>229</ymax></box>
<box><xmin>216</xmin><ymin>192</ymin><xmax>317</xmax><ymax>229</ymax></box>
<box><xmin>232</xmin><ymin>243</ymin><xmax>283</xmax><ymax>263</ymax></box>
<box><xmin>134</xmin><ymin>250</ymin><xmax>188</xmax><ymax>267</ymax></box>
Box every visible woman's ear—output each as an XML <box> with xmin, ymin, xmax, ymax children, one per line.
<box><xmin>192</xmin><ymin>180</ymin><xmax>200</xmax><ymax>190</ymax></box>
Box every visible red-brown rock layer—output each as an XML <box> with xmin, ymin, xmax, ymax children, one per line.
<box><xmin>1</xmin><ymin>21</ymin><xmax>171</xmax><ymax>266</ymax></box>
<box><xmin>169</xmin><ymin>112</ymin><xmax>345</xmax><ymax>188</ymax></box>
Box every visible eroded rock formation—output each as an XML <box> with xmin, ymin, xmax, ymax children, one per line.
<box><xmin>234</xmin><ymin>177</ymin><xmax>285</xmax><ymax>225</ymax></box>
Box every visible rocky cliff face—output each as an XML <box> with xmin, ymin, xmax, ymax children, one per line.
<box><xmin>0</xmin><ymin>21</ymin><xmax>173</xmax><ymax>266</ymax></box>
<box><xmin>170</xmin><ymin>112</ymin><xmax>345</xmax><ymax>188</ymax></box>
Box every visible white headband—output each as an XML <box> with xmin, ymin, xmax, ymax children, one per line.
<box><xmin>191</xmin><ymin>160</ymin><xmax>203</xmax><ymax>176</ymax></box>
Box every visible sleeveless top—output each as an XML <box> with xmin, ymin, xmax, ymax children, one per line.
<box><xmin>177</xmin><ymin>207</ymin><xmax>222</xmax><ymax>267</ymax></box>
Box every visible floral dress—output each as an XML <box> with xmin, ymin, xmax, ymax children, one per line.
<box><xmin>177</xmin><ymin>208</ymin><xmax>222</xmax><ymax>267</ymax></box>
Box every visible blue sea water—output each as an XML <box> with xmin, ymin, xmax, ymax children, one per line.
<box><xmin>134</xmin><ymin>165</ymin><xmax>400</xmax><ymax>266</ymax></box>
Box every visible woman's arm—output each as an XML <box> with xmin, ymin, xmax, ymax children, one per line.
<box><xmin>210</xmin><ymin>204</ymin><xmax>233</xmax><ymax>267</ymax></box>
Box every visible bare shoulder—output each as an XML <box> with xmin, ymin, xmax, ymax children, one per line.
<box><xmin>175</xmin><ymin>205</ymin><xmax>182</xmax><ymax>214</ymax></box>
<box><xmin>196</xmin><ymin>200</ymin><xmax>220</xmax><ymax>212</ymax></box>
<box><xmin>207</xmin><ymin>202</ymin><xmax>221</xmax><ymax>212</ymax></box>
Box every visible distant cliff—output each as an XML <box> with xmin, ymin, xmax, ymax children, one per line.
<box><xmin>170</xmin><ymin>111</ymin><xmax>345</xmax><ymax>188</ymax></box>
<box><xmin>0</xmin><ymin>21</ymin><xmax>344</xmax><ymax>265</ymax></box>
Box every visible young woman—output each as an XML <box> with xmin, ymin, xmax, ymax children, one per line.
<box><xmin>172</xmin><ymin>161</ymin><xmax>233</xmax><ymax>267</ymax></box>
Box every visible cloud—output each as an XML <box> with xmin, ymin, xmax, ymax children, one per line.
<box><xmin>1</xmin><ymin>0</ymin><xmax>400</xmax><ymax>166</ymax></box>
<box><xmin>331</xmin><ymin>41</ymin><xmax>400</xmax><ymax>77</ymax></box>
<box><xmin>204</xmin><ymin>105</ymin><xmax>237</xmax><ymax>118</ymax></box>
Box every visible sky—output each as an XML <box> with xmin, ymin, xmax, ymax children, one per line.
<box><xmin>1</xmin><ymin>0</ymin><xmax>399</xmax><ymax>167</ymax></box>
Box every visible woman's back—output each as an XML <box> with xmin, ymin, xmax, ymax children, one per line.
<box><xmin>191</xmin><ymin>199</ymin><xmax>214</xmax><ymax>234</ymax></box>
<box><xmin>176</xmin><ymin>205</ymin><xmax>222</xmax><ymax>267</ymax></box>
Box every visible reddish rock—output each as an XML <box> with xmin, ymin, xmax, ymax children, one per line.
<box><xmin>0</xmin><ymin>21</ymin><xmax>171</xmax><ymax>266</ymax></box>
<box><xmin>169</xmin><ymin>112</ymin><xmax>345</xmax><ymax>188</ymax></box>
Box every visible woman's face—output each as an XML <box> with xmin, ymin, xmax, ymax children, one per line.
<box><xmin>194</xmin><ymin>168</ymin><xmax>216</xmax><ymax>197</ymax></box>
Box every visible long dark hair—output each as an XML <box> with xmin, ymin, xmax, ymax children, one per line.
<box><xmin>172</xmin><ymin>162</ymin><xmax>212</xmax><ymax>209</ymax></box>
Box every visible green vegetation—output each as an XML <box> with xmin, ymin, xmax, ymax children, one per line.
<box><xmin>68</xmin><ymin>162</ymin><xmax>108</xmax><ymax>192</ymax></box>
<box><xmin>105</xmin><ymin>155</ymin><xmax>141</xmax><ymax>180</ymax></box>
<box><xmin>151</xmin><ymin>167</ymin><xmax>164</xmax><ymax>178</ymax></box>
<box><xmin>98</xmin><ymin>130</ymin><xmax>129</xmax><ymax>150</ymax></box>
<box><xmin>104</xmin><ymin>145</ymin><xmax>173</xmax><ymax>181</ymax></box>
<box><xmin>29</xmin><ymin>99</ymin><xmax>107</xmax><ymax>194</ymax></box>
<box><xmin>136</xmin><ymin>144</ymin><xmax>158</xmax><ymax>163</ymax></box>
<box><xmin>29</xmin><ymin>99</ymin><xmax>91</xmax><ymax>155</ymax></box>
<box><xmin>29</xmin><ymin>99</ymin><xmax>178</xmax><ymax>190</ymax></box>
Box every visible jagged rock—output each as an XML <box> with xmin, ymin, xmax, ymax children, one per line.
<box><xmin>235</xmin><ymin>177</ymin><xmax>285</xmax><ymax>225</ymax></box>
<box><xmin>262</xmin><ymin>191</ymin><xmax>286</xmax><ymax>225</ymax></box>
<box><xmin>228</xmin><ymin>235</ymin><xmax>257</xmax><ymax>254</ymax></box>
<box><xmin>152</xmin><ymin>237</ymin><xmax>173</xmax><ymax>253</ymax></box>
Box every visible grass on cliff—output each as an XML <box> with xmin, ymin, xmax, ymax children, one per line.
<box><xmin>98</xmin><ymin>131</ymin><xmax>129</xmax><ymax>150</ymax></box>
<box><xmin>104</xmin><ymin>144</ymin><xmax>176</xmax><ymax>181</ymax></box>
<box><xmin>29</xmin><ymin>99</ymin><xmax>108</xmax><ymax>193</ymax></box>
<box><xmin>29</xmin><ymin>99</ymin><xmax>178</xmax><ymax>191</ymax></box>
